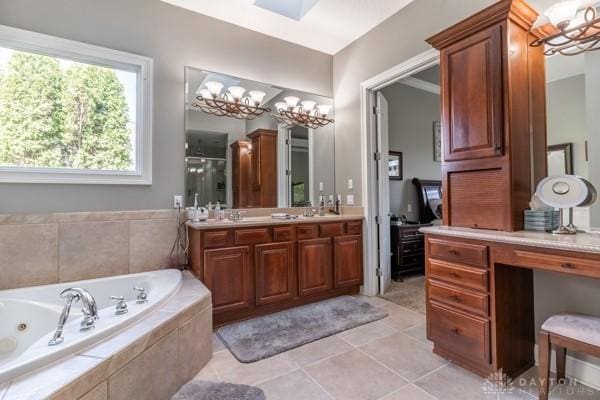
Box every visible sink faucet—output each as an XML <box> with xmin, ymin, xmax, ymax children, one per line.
<box><xmin>329</xmin><ymin>195</ymin><xmax>341</xmax><ymax>215</ymax></box>
<box><xmin>48</xmin><ymin>288</ymin><xmax>99</xmax><ymax>346</ymax></box>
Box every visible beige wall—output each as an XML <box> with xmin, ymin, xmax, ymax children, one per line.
<box><xmin>332</xmin><ymin>0</ymin><xmax>495</xmax><ymax>205</ymax></box>
<box><xmin>0</xmin><ymin>0</ymin><xmax>331</xmax><ymax>214</ymax></box>
<box><xmin>381</xmin><ymin>84</ymin><xmax>441</xmax><ymax>221</ymax></box>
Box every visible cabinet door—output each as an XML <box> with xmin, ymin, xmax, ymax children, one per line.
<box><xmin>204</xmin><ymin>246</ymin><xmax>251</xmax><ymax>313</ymax></box>
<box><xmin>441</xmin><ymin>24</ymin><xmax>503</xmax><ymax>161</ymax></box>
<box><xmin>334</xmin><ymin>235</ymin><xmax>363</xmax><ymax>288</ymax></box>
<box><xmin>298</xmin><ymin>238</ymin><xmax>333</xmax><ymax>297</ymax></box>
<box><xmin>255</xmin><ymin>242</ymin><xmax>295</xmax><ymax>305</ymax></box>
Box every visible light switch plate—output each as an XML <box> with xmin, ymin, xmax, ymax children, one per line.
<box><xmin>173</xmin><ymin>195</ymin><xmax>183</xmax><ymax>209</ymax></box>
<box><xmin>348</xmin><ymin>179</ymin><xmax>353</xmax><ymax>190</ymax></box>
<box><xmin>319</xmin><ymin>182</ymin><xmax>324</xmax><ymax>191</ymax></box>
<box><xmin>347</xmin><ymin>194</ymin><xmax>355</xmax><ymax>205</ymax></box>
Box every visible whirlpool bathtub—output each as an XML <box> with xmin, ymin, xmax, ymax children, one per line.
<box><xmin>0</xmin><ymin>269</ymin><xmax>182</xmax><ymax>383</ymax></box>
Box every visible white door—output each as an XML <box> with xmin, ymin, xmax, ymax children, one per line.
<box><xmin>376</xmin><ymin>92</ymin><xmax>392</xmax><ymax>295</ymax></box>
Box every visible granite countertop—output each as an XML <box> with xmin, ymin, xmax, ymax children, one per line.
<box><xmin>421</xmin><ymin>225</ymin><xmax>600</xmax><ymax>255</ymax></box>
<box><xmin>187</xmin><ymin>214</ymin><xmax>364</xmax><ymax>230</ymax></box>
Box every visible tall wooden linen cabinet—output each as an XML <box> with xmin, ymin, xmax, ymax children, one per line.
<box><xmin>426</xmin><ymin>0</ymin><xmax>547</xmax><ymax>232</ymax></box>
<box><xmin>231</xmin><ymin>129</ymin><xmax>278</xmax><ymax>208</ymax></box>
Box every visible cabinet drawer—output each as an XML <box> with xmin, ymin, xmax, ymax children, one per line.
<box><xmin>319</xmin><ymin>223</ymin><xmax>345</xmax><ymax>238</ymax></box>
<box><xmin>346</xmin><ymin>221</ymin><xmax>363</xmax><ymax>235</ymax></box>
<box><xmin>428</xmin><ymin>260</ymin><xmax>488</xmax><ymax>292</ymax></box>
<box><xmin>203</xmin><ymin>230</ymin><xmax>231</xmax><ymax>248</ymax></box>
<box><xmin>428</xmin><ymin>280</ymin><xmax>489</xmax><ymax>317</ymax></box>
<box><xmin>401</xmin><ymin>253</ymin><xmax>424</xmax><ymax>268</ymax></box>
<box><xmin>428</xmin><ymin>303</ymin><xmax>490</xmax><ymax>365</ymax></box>
<box><xmin>273</xmin><ymin>226</ymin><xmax>294</xmax><ymax>242</ymax></box>
<box><xmin>297</xmin><ymin>225</ymin><xmax>318</xmax><ymax>240</ymax></box>
<box><xmin>501</xmin><ymin>249</ymin><xmax>600</xmax><ymax>279</ymax></box>
<box><xmin>234</xmin><ymin>228</ymin><xmax>271</xmax><ymax>245</ymax></box>
<box><xmin>428</xmin><ymin>238</ymin><xmax>488</xmax><ymax>268</ymax></box>
<box><xmin>401</xmin><ymin>228</ymin><xmax>423</xmax><ymax>239</ymax></box>
<box><xmin>401</xmin><ymin>239</ymin><xmax>424</xmax><ymax>254</ymax></box>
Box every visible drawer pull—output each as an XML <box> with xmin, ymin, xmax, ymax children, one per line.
<box><xmin>448</xmin><ymin>249</ymin><xmax>459</xmax><ymax>255</ymax></box>
<box><xmin>449</xmin><ymin>271</ymin><xmax>460</xmax><ymax>278</ymax></box>
<box><xmin>451</xmin><ymin>327</ymin><xmax>462</xmax><ymax>335</ymax></box>
<box><xmin>561</xmin><ymin>263</ymin><xmax>575</xmax><ymax>270</ymax></box>
<box><xmin>449</xmin><ymin>294</ymin><xmax>461</xmax><ymax>302</ymax></box>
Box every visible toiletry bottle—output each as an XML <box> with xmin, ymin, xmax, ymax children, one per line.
<box><xmin>215</xmin><ymin>201</ymin><xmax>223</xmax><ymax>221</ymax></box>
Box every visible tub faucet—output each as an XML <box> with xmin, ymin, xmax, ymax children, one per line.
<box><xmin>48</xmin><ymin>288</ymin><xmax>99</xmax><ymax>346</ymax></box>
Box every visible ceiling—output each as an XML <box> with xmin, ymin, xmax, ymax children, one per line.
<box><xmin>160</xmin><ymin>0</ymin><xmax>416</xmax><ymax>54</ymax></box>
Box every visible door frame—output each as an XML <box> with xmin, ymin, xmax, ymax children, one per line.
<box><xmin>359</xmin><ymin>48</ymin><xmax>439</xmax><ymax>296</ymax></box>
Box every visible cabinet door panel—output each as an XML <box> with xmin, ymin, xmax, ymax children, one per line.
<box><xmin>298</xmin><ymin>238</ymin><xmax>333</xmax><ymax>297</ymax></box>
<box><xmin>334</xmin><ymin>235</ymin><xmax>363</xmax><ymax>288</ymax></box>
<box><xmin>204</xmin><ymin>246</ymin><xmax>251</xmax><ymax>313</ymax></box>
<box><xmin>442</xmin><ymin>24</ymin><xmax>503</xmax><ymax>161</ymax></box>
<box><xmin>255</xmin><ymin>242</ymin><xmax>295</xmax><ymax>305</ymax></box>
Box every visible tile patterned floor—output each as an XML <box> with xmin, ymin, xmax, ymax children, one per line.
<box><xmin>192</xmin><ymin>297</ymin><xmax>600</xmax><ymax>400</ymax></box>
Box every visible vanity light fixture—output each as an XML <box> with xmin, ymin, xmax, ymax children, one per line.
<box><xmin>273</xmin><ymin>97</ymin><xmax>334</xmax><ymax>129</ymax></box>
<box><xmin>531</xmin><ymin>1</ymin><xmax>600</xmax><ymax>56</ymax></box>
<box><xmin>192</xmin><ymin>81</ymin><xmax>271</xmax><ymax>120</ymax></box>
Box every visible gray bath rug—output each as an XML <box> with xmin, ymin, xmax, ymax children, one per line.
<box><xmin>172</xmin><ymin>380</ymin><xmax>265</xmax><ymax>400</ymax></box>
<box><xmin>216</xmin><ymin>295</ymin><xmax>388</xmax><ymax>363</ymax></box>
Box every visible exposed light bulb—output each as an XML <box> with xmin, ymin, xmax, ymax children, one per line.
<box><xmin>545</xmin><ymin>0</ymin><xmax>580</xmax><ymax>29</ymax></box>
<box><xmin>301</xmin><ymin>101</ymin><xmax>316</xmax><ymax>113</ymax></box>
<box><xmin>205</xmin><ymin>81</ymin><xmax>224</xmax><ymax>97</ymax></box>
<box><xmin>284</xmin><ymin>96</ymin><xmax>300</xmax><ymax>109</ymax></box>
<box><xmin>228</xmin><ymin>86</ymin><xmax>246</xmax><ymax>101</ymax></box>
<box><xmin>249</xmin><ymin>90</ymin><xmax>266</xmax><ymax>105</ymax></box>
<box><xmin>317</xmin><ymin>104</ymin><xmax>332</xmax><ymax>117</ymax></box>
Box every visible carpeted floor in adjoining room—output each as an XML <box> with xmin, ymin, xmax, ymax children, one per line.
<box><xmin>380</xmin><ymin>274</ymin><xmax>426</xmax><ymax>314</ymax></box>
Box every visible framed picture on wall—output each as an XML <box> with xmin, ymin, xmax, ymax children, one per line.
<box><xmin>389</xmin><ymin>151</ymin><xmax>403</xmax><ymax>181</ymax></box>
<box><xmin>433</xmin><ymin>121</ymin><xmax>442</xmax><ymax>162</ymax></box>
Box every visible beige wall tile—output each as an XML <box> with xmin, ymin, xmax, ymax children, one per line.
<box><xmin>129</xmin><ymin>218</ymin><xmax>178</xmax><ymax>273</ymax></box>
<box><xmin>0</xmin><ymin>224</ymin><xmax>57</xmax><ymax>290</ymax></box>
<box><xmin>108</xmin><ymin>330</ymin><xmax>181</xmax><ymax>400</ymax></box>
<box><xmin>178</xmin><ymin>305</ymin><xmax>213</xmax><ymax>383</ymax></box>
<box><xmin>78</xmin><ymin>382</ymin><xmax>107</xmax><ymax>400</ymax></box>
<box><xmin>58</xmin><ymin>221</ymin><xmax>129</xmax><ymax>282</ymax></box>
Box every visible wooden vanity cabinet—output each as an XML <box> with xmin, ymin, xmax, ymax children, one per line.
<box><xmin>188</xmin><ymin>220</ymin><xmax>364</xmax><ymax>325</ymax></box>
<box><xmin>426</xmin><ymin>0</ymin><xmax>547</xmax><ymax>232</ymax></box>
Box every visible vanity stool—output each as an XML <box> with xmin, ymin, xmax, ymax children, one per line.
<box><xmin>539</xmin><ymin>314</ymin><xmax>600</xmax><ymax>400</ymax></box>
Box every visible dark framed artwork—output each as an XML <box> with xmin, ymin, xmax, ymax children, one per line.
<box><xmin>388</xmin><ymin>151</ymin><xmax>403</xmax><ymax>180</ymax></box>
<box><xmin>433</xmin><ymin>121</ymin><xmax>442</xmax><ymax>162</ymax></box>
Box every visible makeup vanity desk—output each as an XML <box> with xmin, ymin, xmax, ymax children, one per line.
<box><xmin>421</xmin><ymin>226</ymin><xmax>600</xmax><ymax>379</ymax></box>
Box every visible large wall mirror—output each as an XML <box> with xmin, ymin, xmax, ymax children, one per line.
<box><xmin>184</xmin><ymin>67</ymin><xmax>335</xmax><ymax>209</ymax></box>
<box><xmin>545</xmin><ymin>52</ymin><xmax>600</xmax><ymax>231</ymax></box>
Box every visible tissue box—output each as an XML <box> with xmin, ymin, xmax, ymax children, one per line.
<box><xmin>524</xmin><ymin>210</ymin><xmax>560</xmax><ymax>232</ymax></box>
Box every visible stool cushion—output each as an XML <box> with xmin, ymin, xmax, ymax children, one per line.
<box><xmin>542</xmin><ymin>314</ymin><xmax>600</xmax><ymax>348</ymax></box>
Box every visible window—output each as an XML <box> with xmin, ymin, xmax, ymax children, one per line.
<box><xmin>0</xmin><ymin>25</ymin><xmax>152</xmax><ymax>184</ymax></box>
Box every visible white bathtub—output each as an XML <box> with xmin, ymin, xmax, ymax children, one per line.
<box><xmin>0</xmin><ymin>269</ymin><xmax>182</xmax><ymax>384</ymax></box>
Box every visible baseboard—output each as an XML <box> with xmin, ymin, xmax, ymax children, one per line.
<box><xmin>534</xmin><ymin>344</ymin><xmax>600</xmax><ymax>391</ymax></box>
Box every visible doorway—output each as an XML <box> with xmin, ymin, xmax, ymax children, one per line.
<box><xmin>277</xmin><ymin>124</ymin><xmax>315</xmax><ymax>208</ymax></box>
<box><xmin>360</xmin><ymin>49</ymin><xmax>441</xmax><ymax>300</ymax></box>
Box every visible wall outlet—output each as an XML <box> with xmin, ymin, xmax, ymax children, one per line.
<box><xmin>173</xmin><ymin>195</ymin><xmax>183</xmax><ymax>209</ymax></box>
<box><xmin>407</xmin><ymin>204</ymin><xmax>412</xmax><ymax>213</ymax></box>
<box><xmin>347</xmin><ymin>194</ymin><xmax>355</xmax><ymax>206</ymax></box>
<box><xmin>348</xmin><ymin>179</ymin><xmax>353</xmax><ymax>190</ymax></box>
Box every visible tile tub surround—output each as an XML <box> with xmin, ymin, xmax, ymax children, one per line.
<box><xmin>421</xmin><ymin>225</ymin><xmax>600</xmax><ymax>255</ymax></box>
<box><xmin>1</xmin><ymin>272</ymin><xmax>212</xmax><ymax>400</ymax></box>
<box><xmin>0</xmin><ymin>210</ymin><xmax>179</xmax><ymax>290</ymax></box>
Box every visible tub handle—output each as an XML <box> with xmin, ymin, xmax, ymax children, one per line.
<box><xmin>110</xmin><ymin>296</ymin><xmax>128</xmax><ymax>315</ymax></box>
<box><xmin>134</xmin><ymin>287</ymin><xmax>148</xmax><ymax>304</ymax></box>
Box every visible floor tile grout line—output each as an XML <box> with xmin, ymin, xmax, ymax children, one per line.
<box><xmin>298</xmin><ymin>347</ymin><xmax>356</xmax><ymax>369</ymax></box>
<box><xmin>409</xmin><ymin>383</ymin><xmax>441</xmax><ymax>400</ymax></box>
<box><xmin>410</xmin><ymin>362</ymin><xmax>451</xmax><ymax>385</ymax></box>
<box><xmin>299</xmin><ymin>368</ymin><xmax>337</xmax><ymax>400</ymax></box>
<box><xmin>352</xmin><ymin>343</ymin><xmax>414</xmax><ymax>383</ymax></box>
